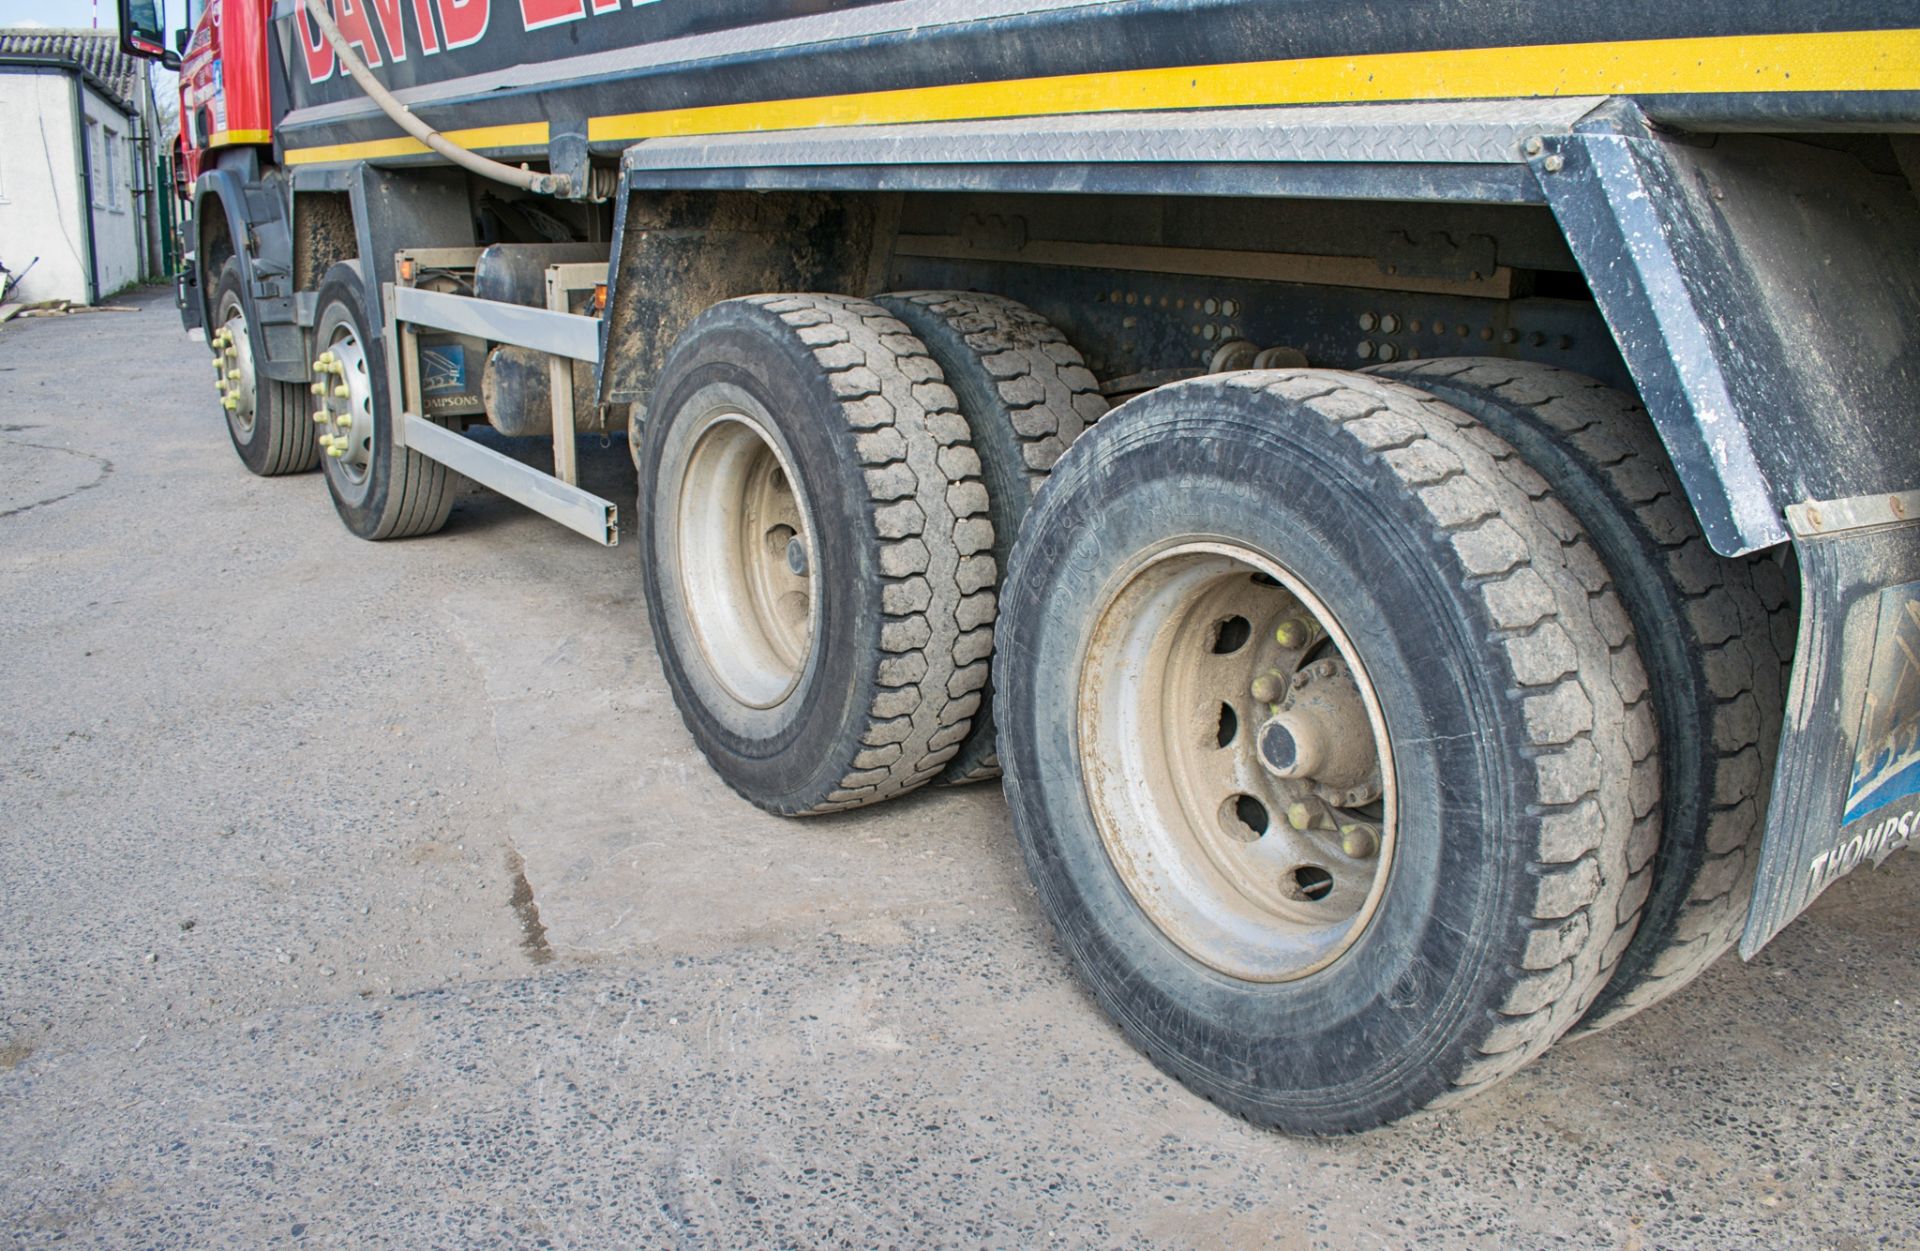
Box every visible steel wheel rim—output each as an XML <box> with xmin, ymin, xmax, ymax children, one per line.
<box><xmin>215</xmin><ymin>294</ymin><xmax>256</xmax><ymax>437</ymax></box>
<box><xmin>674</xmin><ymin>408</ymin><xmax>817</xmax><ymax>709</ymax></box>
<box><xmin>316</xmin><ymin>316</ymin><xmax>376</xmax><ymax>503</ymax></box>
<box><xmin>1079</xmin><ymin>540</ymin><xmax>1396</xmax><ymax>982</ymax></box>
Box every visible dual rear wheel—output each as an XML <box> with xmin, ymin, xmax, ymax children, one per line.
<box><xmin>636</xmin><ymin>293</ymin><xmax>1102</xmax><ymax>812</ymax></box>
<box><xmin>999</xmin><ymin>371</ymin><xmax>1661</xmax><ymax>1131</ymax></box>
<box><xmin>996</xmin><ymin>363</ymin><xmax>1787</xmax><ymax>1130</ymax></box>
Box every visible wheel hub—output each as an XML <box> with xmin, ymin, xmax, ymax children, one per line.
<box><xmin>673</xmin><ymin>409</ymin><xmax>817</xmax><ymax>709</ymax></box>
<box><xmin>1079</xmin><ymin>541</ymin><xmax>1395</xmax><ymax>982</ymax></box>
<box><xmin>1259</xmin><ymin>658</ymin><xmax>1381</xmax><ymax>808</ymax></box>
<box><xmin>212</xmin><ymin>313</ymin><xmax>256</xmax><ymax>435</ymax></box>
<box><xmin>313</xmin><ymin>330</ymin><xmax>375</xmax><ymax>486</ymax></box>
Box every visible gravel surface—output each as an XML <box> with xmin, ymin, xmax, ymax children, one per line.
<box><xmin>2</xmin><ymin>291</ymin><xmax>1915</xmax><ymax>1249</ymax></box>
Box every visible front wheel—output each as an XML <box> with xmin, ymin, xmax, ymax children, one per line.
<box><xmin>313</xmin><ymin>263</ymin><xmax>457</xmax><ymax>540</ymax></box>
<box><xmin>213</xmin><ymin>259</ymin><xmax>317</xmax><ymax>477</ymax></box>
<box><xmin>997</xmin><ymin>370</ymin><xmax>1658</xmax><ymax>1132</ymax></box>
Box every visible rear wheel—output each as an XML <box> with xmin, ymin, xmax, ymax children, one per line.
<box><xmin>874</xmin><ymin>291</ymin><xmax>1107</xmax><ymax>783</ymax></box>
<box><xmin>998</xmin><ymin>370</ymin><xmax>1657</xmax><ymax>1132</ymax></box>
<box><xmin>639</xmin><ymin>295</ymin><xmax>995</xmax><ymax>815</ymax></box>
<box><xmin>314</xmin><ymin>263</ymin><xmax>457</xmax><ymax>540</ymax></box>
<box><xmin>213</xmin><ymin>259</ymin><xmax>317</xmax><ymax>477</ymax></box>
<box><xmin>1372</xmin><ymin>359</ymin><xmax>1791</xmax><ymax>1034</ymax></box>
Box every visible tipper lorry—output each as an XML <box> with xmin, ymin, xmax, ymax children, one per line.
<box><xmin>119</xmin><ymin>0</ymin><xmax>1920</xmax><ymax>1132</ymax></box>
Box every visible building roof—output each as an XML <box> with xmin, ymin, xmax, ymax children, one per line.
<box><xmin>0</xmin><ymin>27</ymin><xmax>147</xmax><ymax>114</ymax></box>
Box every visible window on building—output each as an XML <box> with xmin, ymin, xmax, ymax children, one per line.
<box><xmin>106</xmin><ymin>128</ymin><xmax>122</xmax><ymax>213</ymax></box>
<box><xmin>87</xmin><ymin>120</ymin><xmax>105</xmax><ymax>210</ymax></box>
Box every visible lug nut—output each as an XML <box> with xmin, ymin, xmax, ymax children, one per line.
<box><xmin>312</xmin><ymin>412</ymin><xmax>329</xmax><ymax>425</ymax></box>
<box><xmin>1251</xmin><ymin>672</ymin><xmax>1285</xmax><ymax>703</ymax></box>
<box><xmin>1273</xmin><ymin>616</ymin><xmax>1314</xmax><ymax>648</ymax></box>
<box><xmin>222</xmin><ymin>396</ymin><xmax>239</xmax><ymax>410</ymax></box>
<box><xmin>334</xmin><ymin>385</ymin><xmax>350</xmax><ymax>398</ymax></box>
<box><xmin>1339</xmin><ymin>823</ymin><xmax>1379</xmax><ymax>859</ymax></box>
<box><xmin>328</xmin><ymin>445</ymin><xmax>346</xmax><ymax>458</ymax></box>
<box><xmin>311</xmin><ymin>381</ymin><xmax>326</xmax><ymax>395</ymax></box>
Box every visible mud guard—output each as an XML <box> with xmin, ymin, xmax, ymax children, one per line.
<box><xmin>1744</xmin><ymin>508</ymin><xmax>1920</xmax><ymax>953</ymax></box>
<box><xmin>194</xmin><ymin>159</ymin><xmax>305</xmax><ymax>379</ymax></box>
<box><xmin>1536</xmin><ymin>109</ymin><xmax>1920</xmax><ymax>951</ymax></box>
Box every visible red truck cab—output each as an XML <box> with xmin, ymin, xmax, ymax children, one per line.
<box><xmin>175</xmin><ymin>0</ymin><xmax>274</xmax><ymax>186</ymax></box>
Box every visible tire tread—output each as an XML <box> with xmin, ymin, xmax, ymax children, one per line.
<box><xmin>1376</xmin><ymin>358</ymin><xmax>1791</xmax><ymax>1033</ymax></box>
<box><xmin>1198</xmin><ymin>370</ymin><xmax>1656</xmax><ymax>1108</ymax></box>
<box><xmin>746</xmin><ymin>295</ymin><xmax>995</xmax><ymax>813</ymax></box>
<box><xmin>875</xmin><ymin>291</ymin><xmax>1106</xmax><ymax>783</ymax></box>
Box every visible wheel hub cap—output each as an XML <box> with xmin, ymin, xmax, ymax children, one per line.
<box><xmin>674</xmin><ymin>410</ymin><xmax>816</xmax><ymax>709</ymax></box>
<box><xmin>1079</xmin><ymin>541</ymin><xmax>1396</xmax><ymax>982</ymax></box>
<box><xmin>313</xmin><ymin>331</ymin><xmax>375</xmax><ymax>485</ymax></box>
<box><xmin>213</xmin><ymin>313</ymin><xmax>256</xmax><ymax>435</ymax></box>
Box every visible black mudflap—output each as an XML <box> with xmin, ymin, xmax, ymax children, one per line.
<box><xmin>1742</xmin><ymin>502</ymin><xmax>1920</xmax><ymax>955</ymax></box>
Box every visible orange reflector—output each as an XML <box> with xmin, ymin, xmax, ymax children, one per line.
<box><xmin>594</xmin><ymin>283</ymin><xmax>607</xmax><ymax>313</ymax></box>
<box><xmin>399</xmin><ymin>257</ymin><xmax>416</xmax><ymax>282</ymax></box>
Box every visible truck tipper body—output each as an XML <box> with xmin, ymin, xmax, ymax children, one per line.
<box><xmin>120</xmin><ymin>0</ymin><xmax>1920</xmax><ymax>1131</ymax></box>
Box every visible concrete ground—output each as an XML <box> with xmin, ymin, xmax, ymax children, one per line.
<box><xmin>1</xmin><ymin>290</ymin><xmax>1914</xmax><ymax>1250</ymax></box>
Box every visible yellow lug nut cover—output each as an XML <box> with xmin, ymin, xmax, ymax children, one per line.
<box><xmin>333</xmin><ymin>385</ymin><xmax>350</xmax><ymax>398</ymax></box>
<box><xmin>327</xmin><ymin>445</ymin><xmax>346</xmax><ymax>458</ymax></box>
<box><xmin>222</xmin><ymin>396</ymin><xmax>239</xmax><ymax>410</ymax></box>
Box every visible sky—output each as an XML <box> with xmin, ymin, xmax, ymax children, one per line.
<box><xmin>0</xmin><ymin>0</ymin><xmax>174</xmax><ymax>34</ymax></box>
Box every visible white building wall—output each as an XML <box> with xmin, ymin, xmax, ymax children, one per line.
<box><xmin>0</xmin><ymin>67</ymin><xmax>87</xmax><ymax>304</ymax></box>
<box><xmin>81</xmin><ymin>82</ymin><xmax>141</xmax><ymax>300</ymax></box>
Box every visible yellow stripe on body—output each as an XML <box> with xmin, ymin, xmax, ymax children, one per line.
<box><xmin>209</xmin><ymin>129</ymin><xmax>274</xmax><ymax>146</ymax></box>
<box><xmin>589</xmin><ymin>28</ymin><xmax>1920</xmax><ymax>141</ymax></box>
<box><xmin>282</xmin><ymin>122</ymin><xmax>549</xmax><ymax>165</ymax></box>
<box><xmin>281</xmin><ymin>29</ymin><xmax>1920</xmax><ymax>164</ymax></box>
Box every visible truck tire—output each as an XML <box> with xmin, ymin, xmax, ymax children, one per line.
<box><xmin>313</xmin><ymin>263</ymin><xmax>457</xmax><ymax>540</ymax></box>
<box><xmin>1371</xmin><ymin>359</ymin><xmax>1791</xmax><ymax>1035</ymax></box>
<box><xmin>212</xmin><ymin>259</ymin><xmax>317</xmax><ymax>477</ymax></box>
<box><xmin>639</xmin><ymin>295</ymin><xmax>995</xmax><ymax>816</ymax></box>
<box><xmin>874</xmin><ymin>291</ymin><xmax>1107</xmax><ymax>784</ymax></box>
<box><xmin>997</xmin><ymin>370</ymin><xmax>1658</xmax><ymax>1133</ymax></box>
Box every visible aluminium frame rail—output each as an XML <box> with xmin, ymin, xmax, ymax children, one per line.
<box><xmin>382</xmin><ymin>247</ymin><xmax>619</xmax><ymax>545</ymax></box>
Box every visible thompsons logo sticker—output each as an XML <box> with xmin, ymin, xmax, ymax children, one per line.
<box><xmin>1809</xmin><ymin>583</ymin><xmax>1920</xmax><ymax>894</ymax></box>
